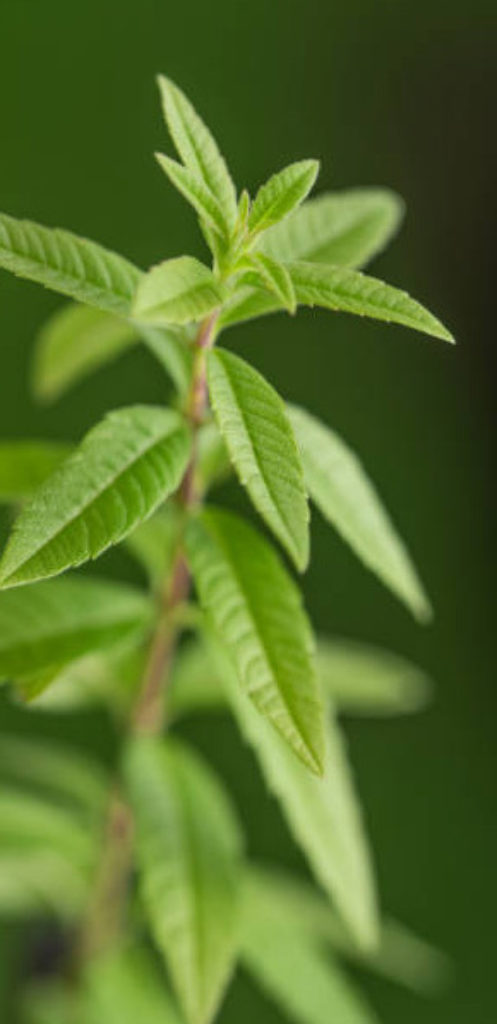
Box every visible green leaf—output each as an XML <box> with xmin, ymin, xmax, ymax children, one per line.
<box><xmin>84</xmin><ymin>946</ymin><xmax>183</xmax><ymax>1024</ymax></box>
<box><xmin>195</xmin><ymin>421</ymin><xmax>231</xmax><ymax>493</ymax></box>
<box><xmin>22</xmin><ymin>645</ymin><xmax>144</xmax><ymax>716</ymax></box>
<box><xmin>170</xmin><ymin>638</ymin><xmax>226</xmax><ymax>719</ymax></box>
<box><xmin>126</xmin><ymin>736</ymin><xmax>242</xmax><ymax>1024</ymax></box>
<box><xmin>248</xmin><ymin>252</ymin><xmax>297</xmax><ymax>313</ymax></box>
<box><xmin>0</xmin><ymin>735</ymin><xmax>108</xmax><ymax>820</ymax></box>
<box><xmin>157</xmin><ymin>76</ymin><xmax>238</xmax><ymax>234</ymax></box>
<box><xmin>219</xmin><ymin>188</ymin><xmax>406</xmax><ymax>329</ymax></box>
<box><xmin>23</xmin><ymin>984</ymin><xmax>84</xmax><ymax>1024</ymax></box>
<box><xmin>140</xmin><ymin>325</ymin><xmax>194</xmax><ymax>397</ymax></box>
<box><xmin>317</xmin><ymin>638</ymin><xmax>432</xmax><ymax>716</ymax></box>
<box><xmin>246</xmin><ymin>868</ymin><xmax>451</xmax><ymax>995</ymax></box>
<box><xmin>0</xmin><ymin>441</ymin><xmax>71</xmax><ymax>503</ymax></box>
<box><xmin>32</xmin><ymin>303</ymin><xmax>137</xmax><ymax>402</ymax></box>
<box><xmin>0</xmin><ymin>212</ymin><xmax>141</xmax><ymax>315</ymax></box>
<box><xmin>0</xmin><ymin>787</ymin><xmax>96</xmax><ymax>870</ymax></box>
<box><xmin>260</xmin><ymin>188</ymin><xmax>405</xmax><ymax>267</ymax></box>
<box><xmin>248</xmin><ymin>160</ymin><xmax>319</xmax><ymax>236</ymax></box>
<box><xmin>210</xmin><ymin>639</ymin><xmax>378</xmax><ymax>949</ymax></box>
<box><xmin>133</xmin><ymin>257</ymin><xmax>224</xmax><ymax>327</ymax></box>
<box><xmin>0</xmin><ymin>576</ymin><xmax>151</xmax><ymax>680</ymax></box>
<box><xmin>241</xmin><ymin>880</ymin><xmax>379</xmax><ymax>1024</ymax></box>
<box><xmin>207</xmin><ymin>350</ymin><xmax>309</xmax><ymax>570</ymax></box>
<box><xmin>288</xmin><ymin>261</ymin><xmax>455</xmax><ymax>342</ymax></box>
<box><xmin>0</xmin><ymin>849</ymin><xmax>88</xmax><ymax>919</ymax></box>
<box><xmin>186</xmin><ymin>509</ymin><xmax>324</xmax><ymax>775</ymax></box>
<box><xmin>0</xmin><ymin>406</ymin><xmax>191</xmax><ymax>588</ymax></box>
<box><xmin>156</xmin><ymin>153</ymin><xmax>227</xmax><ymax>239</ymax></box>
<box><xmin>288</xmin><ymin>404</ymin><xmax>431</xmax><ymax>621</ymax></box>
<box><xmin>125</xmin><ymin>506</ymin><xmax>182</xmax><ymax>590</ymax></box>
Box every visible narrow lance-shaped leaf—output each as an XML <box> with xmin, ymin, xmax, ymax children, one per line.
<box><xmin>0</xmin><ymin>406</ymin><xmax>191</xmax><ymax>589</ymax></box>
<box><xmin>0</xmin><ymin>576</ymin><xmax>152</xmax><ymax>680</ymax></box>
<box><xmin>0</xmin><ymin>212</ymin><xmax>141</xmax><ymax>314</ymax></box>
<box><xmin>246</xmin><ymin>867</ymin><xmax>451</xmax><ymax>996</ymax></box>
<box><xmin>247</xmin><ymin>251</ymin><xmax>296</xmax><ymax>313</ymax></box>
<box><xmin>288</xmin><ymin>404</ymin><xmax>432</xmax><ymax>621</ymax></box>
<box><xmin>241</xmin><ymin>873</ymin><xmax>380</xmax><ymax>1024</ymax></box>
<box><xmin>0</xmin><ymin>441</ymin><xmax>71</xmax><ymax>502</ymax></box>
<box><xmin>317</xmin><ymin>637</ymin><xmax>432</xmax><ymax>716</ymax></box>
<box><xmin>84</xmin><ymin>946</ymin><xmax>184</xmax><ymax>1024</ymax></box>
<box><xmin>133</xmin><ymin>257</ymin><xmax>224</xmax><ymax>327</ymax></box>
<box><xmin>156</xmin><ymin>153</ymin><xmax>227</xmax><ymax>239</ymax></box>
<box><xmin>248</xmin><ymin>160</ymin><xmax>319</xmax><ymax>236</ymax></box>
<box><xmin>157</xmin><ymin>76</ymin><xmax>238</xmax><ymax>233</ymax></box>
<box><xmin>32</xmin><ymin>303</ymin><xmax>137</xmax><ymax>402</ymax></box>
<box><xmin>261</xmin><ymin>188</ymin><xmax>405</xmax><ymax>267</ymax></box>
<box><xmin>207</xmin><ymin>349</ymin><xmax>309</xmax><ymax>570</ymax></box>
<box><xmin>186</xmin><ymin>508</ymin><xmax>324</xmax><ymax>775</ymax></box>
<box><xmin>288</xmin><ymin>261</ymin><xmax>455</xmax><ymax>342</ymax></box>
<box><xmin>220</xmin><ymin>188</ymin><xmax>406</xmax><ymax>329</ymax></box>
<box><xmin>208</xmin><ymin>636</ymin><xmax>378</xmax><ymax>950</ymax></box>
<box><xmin>126</xmin><ymin>737</ymin><xmax>242</xmax><ymax>1024</ymax></box>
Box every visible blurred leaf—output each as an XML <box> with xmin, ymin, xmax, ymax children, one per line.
<box><xmin>195</xmin><ymin>421</ymin><xmax>231</xmax><ymax>493</ymax></box>
<box><xmin>0</xmin><ymin>441</ymin><xmax>71</xmax><ymax>503</ymax></box>
<box><xmin>288</xmin><ymin>404</ymin><xmax>432</xmax><ymax>622</ymax></box>
<box><xmin>23</xmin><ymin>983</ymin><xmax>85</xmax><ymax>1024</ymax></box>
<box><xmin>246</xmin><ymin>867</ymin><xmax>451</xmax><ymax>995</ymax></box>
<box><xmin>0</xmin><ymin>407</ymin><xmax>191</xmax><ymax>588</ymax></box>
<box><xmin>126</xmin><ymin>737</ymin><xmax>242</xmax><ymax>1024</ymax></box>
<box><xmin>186</xmin><ymin>508</ymin><xmax>324</xmax><ymax>775</ymax></box>
<box><xmin>242</xmin><ymin>883</ymin><xmax>379</xmax><ymax>1024</ymax></box>
<box><xmin>0</xmin><ymin>849</ymin><xmax>88</xmax><ymax>919</ymax></box>
<box><xmin>133</xmin><ymin>257</ymin><xmax>224</xmax><ymax>327</ymax></box>
<box><xmin>0</xmin><ymin>576</ymin><xmax>151</xmax><ymax>681</ymax></box>
<box><xmin>207</xmin><ymin>350</ymin><xmax>309</xmax><ymax>570</ymax></box>
<box><xmin>170</xmin><ymin>637</ymin><xmax>225</xmax><ymax>719</ymax></box>
<box><xmin>248</xmin><ymin>160</ymin><xmax>319</xmax><ymax>235</ymax></box>
<box><xmin>247</xmin><ymin>251</ymin><xmax>297</xmax><ymax>313</ymax></box>
<box><xmin>84</xmin><ymin>945</ymin><xmax>184</xmax><ymax>1024</ymax></box>
<box><xmin>287</xmin><ymin>261</ymin><xmax>454</xmax><ymax>342</ymax></box>
<box><xmin>25</xmin><ymin>642</ymin><xmax>144</xmax><ymax>716</ymax></box>
<box><xmin>157</xmin><ymin>76</ymin><xmax>238</xmax><ymax>234</ymax></box>
<box><xmin>317</xmin><ymin>638</ymin><xmax>432</xmax><ymax>716</ymax></box>
<box><xmin>0</xmin><ymin>212</ymin><xmax>140</xmax><ymax>314</ymax></box>
<box><xmin>32</xmin><ymin>303</ymin><xmax>137</xmax><ymax>402</ymax></box>
<box><xmin>0</xmin><ymin>787</ymin><xmax>96</xmax><ymax>870</ymax></box>
<box><xmin>0</xmin><ymin>734</ymin><xmax>108</xmax><ymax>819</ymax></box>
<box><xmin>260</xmin><ymin>188</ymin><xmax>404</xmax><ymax>266</ymax></box>
<box><xmin>156</xmin><ymin>154</ymin><xmax>227</xmax><ymax>239</ymax></box>
<box><xmin>211</xmin><ymin>640</ymin><xmax>378</xmax><ymax>951</ymax></box>
<box><xmin>125</xmin><ymin>506</ymin><xmax>182</xmax><ymax>590</ymax></box>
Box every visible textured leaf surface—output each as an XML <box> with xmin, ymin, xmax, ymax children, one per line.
<box><xmin>207</xmin><ymin>350</ymin><xmax>309</xmax><ymax>570</ymax></box>
<box><xmin>186</xmin><ymin>509</ymin><xmax>324</xmax><ymax>774</ymax></box>
<box><xmin>133</xmin><ymin>257</ymin><xmax>224</xmax><ymax>326</ymax></box>
<box><xmin>211</xmin><ymin>640</ymin><xmax>378</xmax><ymax>949</ymax></box>
<box><xmin>157</xmin><ymin>76</ymin><xmax>237</xmax><ymax>233</ymax></box>
<box><xmin>126</xmin><ymin>737</ymin><xmax>242</xmax><ymax>1024</ymax></box>
<box><xmin>288</xmin><ymin>261</ymin><xmax>454</xmax><ymax>341</ymax></box>
<box><xmin>248</xmin><ymin>160</ymin><xmax>319</xmax><ymax>235</ymax></box>
<box><xmin>0</xmin><ymin>212</ymin><xmax>141</xmax><ymax>314</ymax></box>
<box><xmin>260</xmin><ymin>188</ymin><xmax>404</xmax><ymax>267</ymax></box>
<box><xmin>33</xmin><ymin>303</ymin><xmax>137</xmax><ymax>401</ymax></box>
<box><xmin>0</xmin><ymin>406</ymin><xmax>191</xmax><ymax>588</ymax></box>
<box><xmin>84</xmin><ymin>947</ymin><xmax>183</xmax><ymax>1024</ymax></box>
<box><xmin>248</xmin><ymin>251</ymin><xmax>296</xmax><ymax>312</ymax></box>
<box><xmin>156</xmin><ymin>153</ymin><xmax>227</xmax><ymax>238</ymax></box>
<box><xmin>288</xmin><ymin>404</ymin><xmax>431</xmax><ymax>621</ymax></box>
<box><xmin>0</xmin><ymin>576</ymin><xmax>151</xmax><ymax>678</ymax></box>
<box><xmin>242</xmin><ymin>883</ymin><xmax>379</xmax><ymax>1024</ymax></box>
<box><xmin>246</xmin><ymin>868</ymin><xmax>451</xmax><ymax>995</ymax></box>
<box><xmin>317</xmin><ymin>638</ymin><xmax>432</xmax><ymax>716</ymax></box>
<box><xmin>0</xmin><ymin>441</ymin><xmax>71</xmax><ymax>502</ymax></box>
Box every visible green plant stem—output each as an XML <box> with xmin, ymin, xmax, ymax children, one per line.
<box><xmin>77</xmin><ymin>311</ymin><xmax>218</xmax><ymax>966</ymax></box>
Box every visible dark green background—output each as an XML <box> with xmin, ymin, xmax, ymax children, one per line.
<box><xmin>0</xmin><ymin>1</ymin><xmax>495</xmax><ymax>1021</ymax></box>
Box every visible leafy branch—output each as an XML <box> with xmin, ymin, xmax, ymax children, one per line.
<box><xmin>0</xmin><ymin>75</ymin><xmax>454</xmax><ymax>1024</ymax></box>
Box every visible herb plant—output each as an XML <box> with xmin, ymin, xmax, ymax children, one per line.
<box><xmin>0</xmin><ymin>78</ymin><xmax>453</xmax><ymax>1024</ymax></box>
